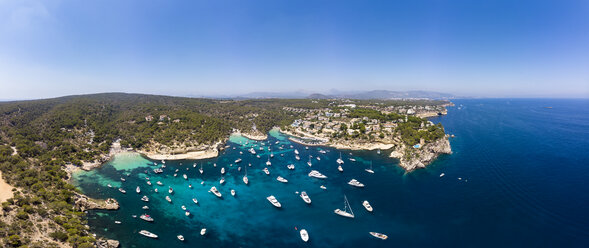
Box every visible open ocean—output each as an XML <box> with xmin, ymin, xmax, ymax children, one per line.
<box><xmin>73</xmin><ymin>99</ymin><xmax>589</xmax><ymax>248</ymax></box>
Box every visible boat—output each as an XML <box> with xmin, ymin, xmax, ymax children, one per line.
<box><xmin>140</xmin><ymin>214</ymin><xmax>154</xmax><ymax>222</ymax></box>
<box><xmin>238</xmin><ymin>167</ymin><xmax>241</xmax><ymax>171</ymax></box>
<box><xmin>348</xmin><ymin>179</ymin><xmax>365</xmax><ymax>188</ymax></box>
<box><xmin>256</xmin><ymin>155</ymin><xmax>261</xmax><ymax>158</ymax></box>
<box><xmin>107</xmin><ymin>184</ymin><xmax>112</xmax><ymax>188</ymax></box>
<box><xmin>175</xmin><ymin>169</ymin><xmax>179</xmax><ymax>172</ymax></box>
<box><xmin>200</xmin><ymin>228</ymin><xmax>207</xmax><ymax>236</ymax></box>
<box><xmin>154</xmin><ymin>188</ymin><xmax>158</xmax><ymax>193</ymax></box>
<box><xmin>334</xmin><ymin>195</ymin><xmax>354</xmax><ymax>218</ymax></box>
<box><xmin>120</xmin><ymin>177</ymin><xmax>126</xmax><ymax>182</ymax></box>
<box><xmin>362</xmin><ymin>200</ymin><xmax>373</xmax><ymax>212</ymax></box>
<box><xmin>162</xmin><ymin>160</ymin><xmax>165</xmax><ymax>164</ymax></box>
<box><xmin>440</xmin><ymin>173</ymin><xmax>445</xmax><ymax>177</ymax></box>
<box><xmin>266</xmin><ymin>156</ymin><xmax>271</xmax><ymax>166</ymax></box>
<box><xmin>263</xmin><ymin>167</ymin><xmax>270</xmax><ymax>175</ymax></box>
<box><xmin>173</xmin><ymin>173</ymin><xmax>177</xmax><ymax>177</ymax></box>
<box><xmin>319</xmin><ymin>150</ymin><xmax>327</xmax><ymax>154</ymax></box>
<box><xmin>153</xmin><ymin>168</ymin><xmax>163</xmax><ymax>174</ymax></box>
<box><xmin>300</xmin><ymin>229</ymin><xmax>309</xmax><ymax>242</ymax></box>
<box><xmin>259</xmin><ymin>146</ymin><xmax>264</xmax><ymax>151</ymax></box>
<box><xmin>305</xmin><ymin>146</ymin><xmax>309</xmax><ymax>150</ymax></box>
<box><xmin>294</xmin><ymin>149</ymin><xmax>299</xmax><ymax>155</ymax></box>
<box><xmin>221</xmin><ymin>167</ymin><xmax>225</xmax><ymax>175</ymax></box>
<box><xmin>349</xmin><ymin>158</ymin><xmax>356</xmax><ymax>162</ymax></box>
<box><xmin>287</xmin><ymin>164</ymin><xmax>295</xmax><ymax>170</ymax></box>
<box><xmin>338</xmin><ymin>165</ymin><xmax>343</xmax><ymax>172</ymax></box>
<box><xmin>235</xmin><ymin>158</ymin><xmax>242</xmax><ymax>163</ymax></box>
<box><xmin>118</xmin><ymin>188</ymin><xmax>126</xmax><ymax>194</ymax></box>
<box><xmin>377</xmin><ymin>149</ymin><xmax>381</xmax><ymax>155</ymax></box>
<box><xmin>307</xmin><ymin>156</ymin><xmax>312</xmax><ymax>167</ymax></box>
<box><xmin>181</xmin><ymin>205</ymin><xmax>186</xmax><ymax>210</ymax></box>
<box><xmin>142</xmin><ymin>205</ymin><xmax>149</xmax><ymax>210</ymax></box>
<box><xmin>308</xmin><ymin>170</ymin><xmax>327</xmax><ymax>179</ymax></box>
<box><xmin>295</xmin><ymin>155</ymin><xmax>300</xmax><ymax>160</ymax></box>
<box><xmin>210</xmin><ymin>186</ymin><xmax>222</xmax><ymax>198</ymax></box>
<box><xmin>114</xmin><ymin>221</ymin><xmax>121</xmax><ymax>224</ymax></box>
<box><xmin>141</xmin><ymin>195</ymin><xmax>149</xmax><ymax>202</ymax></box>
<box><xmin>193</xmin><ymin>163</ymin><xmax>197</xmax><ymax>168</ymax></box>
<box><xmin>249</xmin><ymin>148</ymin><xmax>256</xmax><ymax>154</ymax></box>
<box><xmin>188</xmin><ymin>184</ymin><xmax>192</xmax><ymax>188</ymax></box>
<box><xmin>156</xmin><ymin>181</ymin><xmax>163</xmax><ymax>186</ymax></box>
<box><xmin>336</xmin><ymin>152</ymin><xmax>344</xmax><ymax>165</ymax></box>
<box><xmin>220</xmin><ymin>177</ymin><xmax>225</xmax><ymax>184</ymax></box>
<box><xmin>185</xmin><ymin>210</ymin><xmax>190</xmax><ymax>216</ymax></box>
<box><xmin>213</xmin><ymin>163</ymin><xmax>217</xmax><ymax>167</ymax></box>
<box><xmin>139</xmin><ymin>230</ymin><xmax>158</xmax><ymax>239</ymax></box>
<box><xmin>168</xmin><ymin>187</ymin><xmax>174</xmax><ymax>194</ymax></box>
<box><xmin>183</xmin><ymin>174</ymin><xmax>187</xmax><ymax>180</ymax></box>
<box><xmin>165</xmin><ymin>196</ymin><xmax>172</xmax><ymax>203</ymax></box>
<box><xmin>276</xmin><ymin>176</ymin><xmax>288</xmax><ymax>183</ymax></box>
<box><xmin>199</xmin><ymin>164</ymin><xmax>204</xmax><ymax>174</ymax></box>
<box><xmin>192</xmin><ymin>198</ymin><xmax>198</xmax><ymax>204</ymax></box>
<box><xmin>369</xmin><ymin>232</ymin><xmax>388</xmax><ymax>240</ymax></box>
<box><xmin>316</xmin><ymin>157</ymin><xmax>321</xmax><ymax>161</ymax></box>
<box><xmin>231</xmin><ymin>189</ymin><xmax>236</xmax><ymax>196</ymax></box>
<box><xmin>266</xmin><ymin>195</ymin><xmax>281</xmax><ymax>208</ymax></box>
<box><xmin>146</xmin><ymin>181</ymin><xmax>152</xmax><ymax>186</ymax></box>
<box><xmin>320</xmin><ymin>185</ymin><xmax>326</xmax><ymax>190</ymax></box>
<box><xmin>270</xmin><ymin>153</ymin><xmax>274</xmax><ymax>158</ymax></box>
<box><xmin>243</xmin><ymin>168</ymin><xmax>249</xmax><ymax>185</ymax></box>
<box><xmin>300</xmin><ymin>191</ymin><xmax>311</xmax><ymax>204</ymax></box>
<box><xmin>365</xmin><ymin>161</ymin><xmax>374</xmax><ymax>174</ymax></box>
<box><xmin>177</xmin><ymin>235</ymin><xmax>184</xmax><ymax>241</ymax></box>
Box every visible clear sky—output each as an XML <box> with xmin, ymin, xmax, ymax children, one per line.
<box><xmin>0</xmin><ymin>0</ymin><xmax>588</xmax><ymax>99</ymax></box>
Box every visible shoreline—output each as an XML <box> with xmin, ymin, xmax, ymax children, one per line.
<box><xmin>280</xmin><ymin>128</ymin><xmax>393</xmax><ymax>151</ymax></box>
<box><xmin>231</xmin><ymin>130</ymin><xmax>268</xmax><ymax>141</ymax></box>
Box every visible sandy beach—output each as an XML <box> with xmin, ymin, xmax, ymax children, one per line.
<box><xmin>232</xmin><ymin>130</ymin><xmax>268</xmax><ymax>141</ymax></box>
<box><xmin>141</xmin><ymin>148</ymin><xmax>219</xmax><ymax>160</ymax></box>
<box><xmin>0</xmin><ymin>171</ymin><xmax>14</xmax><ymax>203</ymax></box>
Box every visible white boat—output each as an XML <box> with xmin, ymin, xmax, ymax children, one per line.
<box><xmin>199</xmin><ymin>164</ymin><xmax>204</xmax><ymax>174</ymax></box>
<box><xmin>185</xmin><ymin>210</ymin><xmax>190</xmax><ymax>216</ymax></box>
<box><xmin>270</xmin><ymin>153</ymin><xmax>274</xmax><ymax>158</ymax></box>
<box><xmin>319</xmin><ymin>150</ymin><xmax>327</xmax><ymax>154</ymax></box>
<box><xmin>140</xmin><ymin>214</ymin><xmax>154</xmax><ymax>222</ymax></box>
<box><xmin>238</xmin><ymin>167</ymin><xmax>241</xmax><ymax>171</ymax></box>
<box><xmin>259</xmin><ymin>146</ymin><xmax>264</xmax><ymax>151</ymax></box>
<box><xmin>141</xmin><ymin>195</ymin><xmax>149</xmax><ymax>202</ymax></box>
<box><xmin>369</xmin><ymin>232</ymin><xmax>388</xmax><ymax>240</ymax></box>
<box><xmin>119</xmin><ymin>188</ymin><xmax>126</xmax><ymax>194</ymax></box>
<box><xmin>213</xmin><ymin>163</ymin><xmax>217</xmax><ymax>167</ymax></box>
<box><xmin>320</xmin><ymin>185</ymin><xmax>326</xmax><ymax>190</ymax></box>
<box><xmin>365</xmin><ymin>161</ymin><xmax>374</xmax><ymax>174</ymax></box>
<box><xmin>243</xmin><ymin>168</ymin><xmax>249</xmax><ymax>185</ymax></box>
<box><xmin>307</xmin><ymin>156</ymin><xmax>312</xmax><ymax>167</ymax></box>
<box><xmin>362</xmin><ymin>200</ymin><xmax>373</xmax><ymax>212</ymax></box>
<box><xmin>305</xmin><ymin>146</ymin><xmax>309</xmax><ymax>150</ymax></box>
<box><xmin>177</xmin><ymin>235</ymin><xmax>185</xmax><ymax>241</ymax></box>
<box><xmin>181</xmin><ymin>205</ymin><xmax>186</xmax><ymax>210</ymax></box>
<box><xmin>156</xmin><ymin>181</ymin><xmax>163</xmax><ymax>186</ymax></box>
<box><xmin>168</xmin><ymin>187</ymin><xmax>174</xmax><ymax>194</ymax></box>
<box><xmin>188</xmin><ymin>184</ymin><xmax>192</xmax><ymax>188</ymax></box>
<box><xmin>210</xmin><ymin>186</ymin><xmax>222</xmax><ymax>198</ymax></box>
<box><xmin>142</xmin><ymin>205</ymin><xmax>149</xmax><ymax>210</ymax></box>
<box><xmin>294</xmin><ymin>149</ymin><xmax>299</xmax><ymax>155</ymax></box>
<box><xmin>266</xmin><ymin>156</ymin><xmax>271</xmax><ymax>166</ymax></box>
<box><xmin>220</xmin><ymin>177</ymin><xmax>225</xmax><ymax>184</ymax></box>
<box><xmin>173</xmin><ymin>173</ymin><xmax>177</xmax><ymax>177</ymax></box>
<box><xmin>349</xmin><ymin>158</ymin><xmax>356</xmax><ymax>162</ymax></box>
<box><xmin>114</xmin><ymin>220</ymin><xmax>121</xmax><ymax>224</ymax></box>
<box><xmin>221</xmin><ymin>167</ymin><xmax>225</xmax><ymax>175</ymax></box>
<box><xmin>377</xmin><ymin>149</ymin><xmax>381</xmax><ymax>155</ymax></box>
<box><xmin>276</xmin><ymin>176</ymin><xmax>288</xmax><ymax>183</ymax></box>
<box><xmin>182</xmin><ymin>174</ymin><xmax>187</xmax><ymax>180</ymax></box>
<box><xmin>256</xmin><ymin>155</ymin><xmax>261</xmax><ymax>158</ymax></box>
<box><xmin>107</xmin><ymin>184</ymin><xmax>112</xmax><ymax>188</ymax></box>
<box><xmin>295</xmin><ymin>155</ymin><xmax>300</xmax><ymax>160</ymax></box>
<box><xmin>162</xmin><ymin>160</ymin><xmax>165</xmax><ymax>164</ymax></box>
<box><xmin>154</xmin><ymin>188</ymin><xmax>158</xmax><ymax>193</ymax></box>
<box><xmin>200</xmin><ymin>228</ymin><xmax>207</xmax><ymax>236</ymax></box>
<box><xmin>336</xmin><ymin>152</ymin><xmax>344</xmax><ymax>165</ymax></box>
<box><xmin>338</xmin><ymin>165</ymin><xmax>343</xmax><ymax>172</ymax></box>
<box><xmin>300</xmin><ymin>191</ymin><xmax>311</xmax><ymax>204</ymax></box>
<box><xmin>308</xmin><ymin>170</ymin><xmax>327</xmax><ymax>179</ymax></box>
<box><xmin>287</xmin><ymin>164</ymin><xmax>295</xmax><ymax>170</ymax></box>
<box><xmin>266</xmin><ymin>195</ymin><xmax>281</xmax><ymax>208</ymax></box>
<box><xmin>348</xmin><ymin>179</ymin><xmax>365</xmax><ymax>188</ymax></box>
<box><xmin>193</xmin><ymin>163</ymin><xmax>197</xmax><ymax>168</ymax></box>
<box><xmin>175</xmin><ymin>169</ymin><xmax>179</xmax><ymax>172</ymax></box>
<box><xmin>316</xmin><ymin>157</ymin><xmax>321</xmax><ymax>161</ymax></box>
<box><xmin>249</xmin><ymin>148</ymin><xmax>256</xmax><ymax>154</ymax></box>
<box><xmin>231</xmin><ymin>189</ymin><xmax>236</xmax><ymax>196</ymax></box>
<box><xmin>300</xmin><ymin>229</ymin><xmax>309</xmax><ymax>242</ymax></box>
<box><xmin>192</xmin><ymin>198</ymin><xmax>198</xmax><ymax>204</ymax></box>
<box><xmin>334</xmin><ymin>195</ymin><xmax>354</xmax><ymax>218</ymax></box>
<box><xmin>263</xmin><ymin>167</ymin><xmax>270</xmax><ymax>175</ymax></box>
<box><xmin>120</xmin><ymin>177</ymin><xmax>126</xmax><ymax>182</ymax></box>
<box><xmin>235</xmin><ymin>158</ymin><xmax>242</xmax><ymax>163</ymax></box>
<box><xmin>165</xmin><ymin>195</ymin><xmax>172</xmax><ymax>203</ymax></box>
<box><xmin>139</xmin><ymin>230</ymin><xmax>158</xmax><ymax>239</ymax></box>
<box><xmin>440</xmin><ymin>173</ymin><xmax>445</xmax><ymax>177</ymax></box>
<box><xmin>146</xmin><ymin>181</ymin><xmax>152</xmax><ymax>186</ymax></box>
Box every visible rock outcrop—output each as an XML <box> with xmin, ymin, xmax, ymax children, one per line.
<box><xmin>390</xmin><ymin>137</ymin><xmax>452</xmax><ymax>171</ymax></box>
<box><xmin>96</xmin><ymin>239</ymin><xmax>120</xmax><ymax>248</ymax></box>
<box><xmin>73</xmin><ymin>193</ymin><xmax>119</xmax><ymax>211</ymax></box>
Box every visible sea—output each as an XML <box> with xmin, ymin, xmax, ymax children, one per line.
<box><xmin>73</xmin><ymin>99</ymin><xmax>589</xmax><ymax>248</ymax></box>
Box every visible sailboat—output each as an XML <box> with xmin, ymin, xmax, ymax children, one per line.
<box><xmin>307</xmin><ymin>156</ymin><xmax>312</xmax><ymax>167</ymax></box>
<box><xmin>336</xmin><ymin>152</ymin><xmax>344</xmax><ymax>165</ymax></box>
<box><xmin>334</xmin><ymin>195</ymin><xmax>355</xmax><ymax>218</ymax></box>
<box><xmin>199</xmin><ymin>164</ymin><xmax>203</xmax><ymax>174</ymax></box>
<box><xmin>266</xmin><ymin>155</ymin><xmax>271</xmax><ymax>166</ymax></box>
<box><xmin>365</xmin><ymin>161</ymin><xmax>374</xmax><ymax>174</ymax></box>
<box><xmin>243</xmin><ymin>168</ymin><xmax>249</xmax><ymax>185</ymax></box>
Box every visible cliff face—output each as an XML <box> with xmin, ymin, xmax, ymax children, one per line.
<box><xmin>73</xmin><ymin>193</ymin><xmax>119</xmax><ymax>211</ymax></box>
<box><xmin>390</xmin><ymin>137</ymin><xmax>452</xmax><ymax>171</ymax></box>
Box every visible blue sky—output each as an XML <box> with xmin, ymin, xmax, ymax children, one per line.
<box><xmin>0</xmin><ymin>0</ymin><xmax>587</xmax><ymax>99</ymax></box>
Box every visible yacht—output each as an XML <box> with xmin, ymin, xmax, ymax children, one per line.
<box><xmin>192</xmin><ymin>198</ymin><xmax>198</xmax><ymax>204</ymax></box>
<box><xmin>193</xmin><ymin>163</ymin><xmax>197</xmax><ymax>168</ymax></box>
<box><xmin>243</xmin><ymin>168</ymin><xmax>249</xmax><ymax>185</ymax></box>
<box><xmin>307</xmin><ymin>156</ymin><xmax>312</xmax><ymax>167</ymax></box>
<box><xmin>220</xmin><ymin>177</ymin><xmax>225</xmax><ymax>184</ymax></box>
<box><xmin>348</xmin><ymin>179</ymin><xmax>365</xmax><ymax>188</ymax></box>
<box><xmin>139</xmin><ymin>230</ymin><xmax>158</xmax><ymax>239</ymax></box>
<box><xmin>200</xmin><ymin>228</ymin><xmax>207</xmax><ymax>236</ymax></box>
<box><xmin>336</xmin><ymin>152</ymin><xmax>344</xmax><ymax>165</ymax></box>
<box><xmin>263</xmin><ymin>167</ymin><xmax>270</xmax><ymax>175</ymax></box>
<box><xmin>316</xmin><ymin>156</ymin><xmax>321</xmax><ymax>161</ymax></box>
<box><xmin>165</xmin><ymin>196</ymin><xmax>172</xmax><ymax>203</ymax></box>
<box><xmin>185</xmin><ymin>210</ymin><xmax>190</xmax><ymax>216</ymax></box>
<box><xmin>300</xmin><ymin>229</ymin><xmax>309</xmax><ymax>242</ymax></box>
<box><xmin>295</xmin><ymin>155</ymin><xmax>300</xmax><ymax>160</ymax></box>
<box><xmin>183</xmin><ymin>174</ymin><xmax>187</xmax><ymax>180</ymax></box>
<box><xmin>168</xmin><ymin>187</ymin><xmax>174</xmax><ymax>194</ymax></box>
<box><xmin>365</xmin><ymin>161</ymin><xmax>374</xmax><ymax>174</ymax></box>
<box><xmin>221</xmin><ymin>167</ymin><xmax>225</xmax><ymax>175</ymax></box>
<box><xmin>177</xmin><ymin>235</ymin><xmax>184</xmax><ymax>241</ymax></box>
<box><xmin>235</xmin><ymin>158</ymin><xmax>242</xmax><ymax>163</ymax></box>
<box><xmin>308</xmin><ymin>170</ymin><xmax>327</xmax><ymax>179</ymax></box>
<box><xmin>362</xmin><ymin>200</ymin><xmax>373</xmax><ymax>212</ymax></box>
<box><xmin>249</xmin><ymin>148</ymin><xmax>256</xmax><ymax>154</ymax></box>
<box><xmin>338</xmin><ymin>165</ymin><xmax>343</xmax><ymax>172</ymax></box>
<box><xmin>266</xmin><ymin>195</ymin><xmax>281</xmax><ymax>208</ymax></box>
<box><xmin>231</xmin><ymin>189</ymin><xmax>236</xmax><ymax>196</ymax></box>
<box><xmin>287</xmin><ymin>164</ymin><xmax>295</xmax><ymax>170</ymax></box>
<box><xmin>141</xmin><ymin>196</ymin><xmax>149</xmax><ymax>202</ymax></box>
<box><xmin>300</xmin><ymin>191</ymin><xmax>311</xmax><ymax>204</ymax></box>
<box><xmin>210</xmin><ymin>186</ymin><xmax>222</xmax><ymax>198</ymax></box>
<box><xmin>199</xmin><ymin>164</ymin><xmax>204</xmax><ymax>174</ymax></box>
<box><xmin>118</xmin><ymin>188</ymin><xmax>126</xmax><ymax>194</ymax></box>
<box><xmin>156</xmin><ymin>181</ymin><xmax>163</xmax><ymax>186</ymax></box>
<box><xmin>369</xmin><ymin>232</ymin><xmax>388</xmax><ymax>240</ymax></box>
<box><xmin>276</xmin><ymin>176</ymin><xmax>288</xmax><ymax>183</ymax></box>
<box><xmin>142</xmin><ymin>205</ymin><xmax>149</xmax><ymax>210</ymax></box>
<box><xmin>334</xmin><ymin>195</ymin><xmax>354</xmax><ymax>218</ymax></box>
<box><xmin>294</xmin><ymin>149</ymin><xmax>299</xmax><ymax>155</ymax></box>
<box><xmin>140</xmin><ymin>214</ymin><xmax>154</xmax><ymax>222</ymax></box>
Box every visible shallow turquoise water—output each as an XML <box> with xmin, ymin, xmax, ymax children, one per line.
<box><xmin>75</xmin><ymin>99</ymin><xmax>589</xmax><ymax>247</ymax></box>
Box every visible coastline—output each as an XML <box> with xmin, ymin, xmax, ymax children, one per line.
<box><xmin>232</xmin><ymin>130</ymin><xmax>268</xmax><ymax>141</ymax></box>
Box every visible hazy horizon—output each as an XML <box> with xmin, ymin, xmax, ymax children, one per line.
<box><xmin>1</xmin><ymin>0</ymin><xmax>588</xmax><ymax>99</ymax></box>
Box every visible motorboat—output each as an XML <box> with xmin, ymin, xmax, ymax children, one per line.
<box><xmin>266</xmin><ymin>156</ymin><xmax>271</xmax><ymax>166</ymax></box>
<box><xmin>114</xmin><ymin>221</ymin><xmax>121</xmax><ymax>224</ymax></box>
<box><xmin>142</xmin><ymin>205</ymin><xmax>149</xmax><ymax>210</ymax></box>
<box><xmin>440</xmin><ymin>173</ymin><xmax>445</xmax><ymax>177</ymax></box>
<box><xmin>365</xmin><ymin>161</ymin><xmax>374</xmax><ymax>174</ymax></box>
<box><xmin>181</xmin><ymin>205</ymin><xmax>186</xmax><ymax>210</ymax></box>
<box><xmin>154</xmin><ymin>188</ymin><xmax>158</xmax><ymax>193</ymax></box>
<box><xmin>300</xmin><ymin>229</ymin><xmax>309</xmax><ymax>242</ymax></box>
<box><xmin>348</xmin><ymin>179</ymin><xmax>365</xmax><ymax>188</ymax></box>
<box><xmin>362</xmin><ymin>200</ymin><xmax>373</xmax><ymax>212</ymax></box>
<box><xmin>319</xmin><ymin>150</ymin><xmax>327</xmax><ymax>154</ymax></box>
<box><xmin>300</xmin><ymin>191</ymin><xmax>311</xmax><ymax>204</ymax></box>
<box><xmin>334</xmin><ymin>195</ymin><xmax>354</xmax><ymax>218</ymax></box>
<box><xmin>308</xmin><ymin>170</ymin><xmax>327</xmax><ymax>179</ymax></box>
<box><xmin>188</xmin><ymin>184</ymin><xmax>192</xmax><ymax>188</ymax></box>
<box><xmin>320</xmin><ymin>185</ymin><xmax>327</xmax><ymax>190</ymax></box>
<box><xmin>139</xmin><ymin>230</ymin><xmax>158</xmax><ymax>239</ymax></box>
<box><xmin>220</xmin><ymin>177</ymin><xmax>225</xmax><ymax>184</ymax></box>
<box><xmin>168</xmin><ymin>187</ymin><xmax>174</xmax><ymax>194</ymax></box>
<box><xmin>307</xmin><ymin>156</ymin><xmax>312</xmax><ymax>167</ymax></box>
<box><xmin>119</xmin><ymin>188</ymin><xmax>126</xmax><ymax>194</ymax></box>
<box><xmin>192</xmin><ymin>198</ymin><xmax>198</xmax><ymax>204</ymax></box>
<box><xmin>316</xmin><ymin>157</ymin><xmax>321</xmax><ymax>161</ymax></box>
<box><xmin>200</xmin><ymin>228</ymin><xmax>207</xmax><ymax>236</ymax></box>
<box><xmin>295</xmin><ymin>155</ymin><xmax>300</xmax><ymax>160</ymax></box>
<box><xmin>231</xmin><ymin>189</ymin><xmax>236</xmax><ymax>196</ymax></box>
<box><xmin>185</xmin><ymin>210</ymin><xmax>190</xmax><ymax>216</ymax></box>
<box><xmin>165</xmin><ymin>196</ymin><xmax>172</xmax><ymax>203</ymax></box>
<box><xmin>369</xmin><ymin>232</ymin><xmax>388</xmax><ymax>240</ymax></box>
<box><xmin>140</xmin><ymin>214</ymin><xmax>154</xmax><ymax>222</ymax></box>
<box><xmin>249</xmin><ymin>148</ymin><xmax>256</xmax><ymax>154</ymax></box>
<box><xmin>177</xmin><ymin>235</ymin><xmax>185</xmax><ymax>241</ymax></box>
<box><xmin>141</xmin><ymin>196</ymin><xmax>149</xmax><ymax>202</ymax></box>
<box><xmin>107</xmin><ymin>184</ymin><xmax>112</xmax><ymax>188</ymax></box>
<box><xmin>146</xmin><ymin>181</ymin><xmax>152</xmax><ymax>186</ymax></box>
<box><xmin>157</xmin><ymin>181</ymin><xmax>163</xmax><ymax>186</ymax></box>
<box><xmin>183</xmin><ymin>174</ymin><xmax>187</xmax><ymax>180</ymax></box>
<box><xmin>199</xmin><ymin>164</ymin><xmax>204</xmax><ymax>174</ymax></box>
<box><xmin>338</xmin><ymin>165</ymin><xmax>343</xmax><ymax>172</ymax></box>
<box><xmin>266</xmin><ymin>195</ymin><xmax>281</xmax><ymax>208</ymax></box>
<box><xmin>349</xmin><ymin>158</ymin><xmax>356</xmax><ymax>162</ymax></box>
<box><xmin>263</xmin><ymin>167</ymin><xmax>270</xmax><ymax>175</ymax></box>
<box><xmin>235</xmin><ymin>158</ymin><xmax>242</xmax><ymax>163</ymax></box>
<box><xmin>287</xmin><ymin>164</ymin><xmax>295</xmax><ymax>170</ymax></box>
<box><xmin>210</xmin><ymin>186</ymin><xmax>222</xmax><ymax>198</ymax></box>
<box><xmin>221</xmin><ymin>167</ymin><xmax>225</xmax><ymax>175</ymax></box>
<box><xmin>336</xmin><ymin>152</ymin><xmax>344</xmax><ymax>165</ymax></box>
<box><xmin>294</xmin><ymin>149</ymin><xmax>299</xmax><ymax>155</ymax></box>
<box><xmin>276</xmin><ymin>176</ymin><xmax>288</xmax><ymax>183</ymax></box>
<box><xmin>120</xmin><ymin>177</ymin><xmax>126</xmax><ymax>182</ymax></box>
<box><xmin>243</xmin><ymin>168</ymin><xmax>249</xmax><ymax>185</ymax></box>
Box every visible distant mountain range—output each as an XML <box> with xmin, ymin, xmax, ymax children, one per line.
<box><xmin>204</xmin><ymin>90</ymin><xmax>455</xmax><ymax>100</ymax></box>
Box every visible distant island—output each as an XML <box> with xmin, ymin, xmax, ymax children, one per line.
<box><xmin>0</xmin><ymin>93</ymin><xmax>451</xmax><ymax>247</ymax></box>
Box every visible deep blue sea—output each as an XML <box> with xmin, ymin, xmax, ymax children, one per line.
<box><xmin>73</xmin><ymin>99</ymin><xmax>589</xmax><ymax>248</ymax></box>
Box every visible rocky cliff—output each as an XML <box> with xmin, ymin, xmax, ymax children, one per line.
<box><xmin>390</xmin><ymin>136</ymin><xmax>452</xmax><ymax>171</ymax></box>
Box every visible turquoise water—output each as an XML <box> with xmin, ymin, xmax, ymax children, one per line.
<box><xmin>75</xmin><ymin>99</ymin><xmax>589</xmax><ymax>247</ymax></box>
